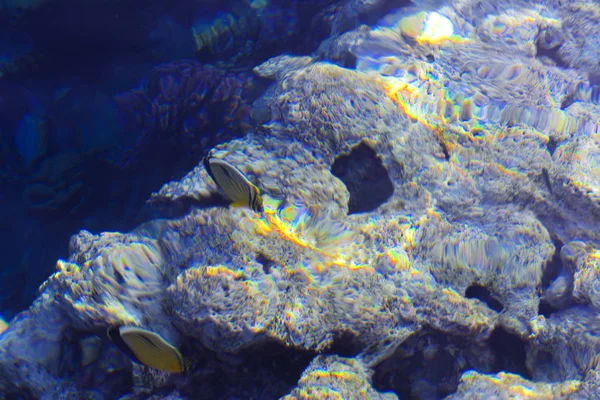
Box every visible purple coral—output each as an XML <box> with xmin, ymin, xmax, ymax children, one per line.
<box><xmin>114</xmin><ymin>60</ymin><xmax>256</xmax><ymax>169</ymax></box>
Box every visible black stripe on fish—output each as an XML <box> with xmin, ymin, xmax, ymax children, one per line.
<box><xmin>107</xmin><ymin>326</ymin><xmax>143</xmax><ymax>365</ymax></box>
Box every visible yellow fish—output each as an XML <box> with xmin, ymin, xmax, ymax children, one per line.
<box><xmin>203</xmin><ymin>155</ymin><xmax>264</xmax><ymax>213</ymax></box>
<box><xmin>107</xmin><ymin>326</ymin><xmax>185</xmax><ymax>373</ymax></box>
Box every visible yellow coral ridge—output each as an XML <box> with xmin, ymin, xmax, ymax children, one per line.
<box><xmin>264</xmin><ymin>209</ymin><xmax>323</xmax><ymax>253</ymax></box>
<box><xmin>205</xmin><ymin>266</ymin><xmax>243</xmax><ymax>279</ymax></box>
<box><xmin>461</xmin><ymin>371</ymin><xmax>581</xmax><ymax>398</ymax></box>
<box><xmin>300</xmin><ymin>370</ymin><xmax>358</xmax><ymax>383</ymax></box>
<box><xmin>287</xmin><ymin>388</ymin><xmax>344</xmax><ymax>400</ymax></box>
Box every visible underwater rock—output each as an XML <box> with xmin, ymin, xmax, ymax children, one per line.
<box><xmin>253</xmin><ymin>54</ymin><xmax>314</xmax><ymax>81</ymax></box>
<box><xmin>0</xmin><ymin>301</ymin><xmax>70</xmax><ymax>397</ymax></box>
<box><xmin>527</xmin><ymin>307</ymin><xmax>600</xmax><ymax>386</ymax></box>
<box><xmin>542</xmin><ymin>241</ymin><xmax>587</xmax><ymax>311</ymax></box>
<box><xmin>570</xmin><ymin>243</ymin><xmax>600</xmax><ymax>309</ymax></box>
<box><xmin>417</xmin><ymin>205</ymin><xmax>554</xmax><ymax>336</ymax></box>
<box><xmin>282</xmin><ymin>355</ymin><xmax>398</xmax><ymax>399</ymax></box>
<box><xmin>447</xmin><ymin>370</ymin><xmax>581</xmax><ymax>399</ymax></box>
<box><xmin>2</xmin><ymin>0</ymin><xmax>600</xmax><ymax>398</ymax></box>
<box><xmin>557</xmin><ymin>2</ymin><xmax>600</xmax><ymax>82</ymax></box>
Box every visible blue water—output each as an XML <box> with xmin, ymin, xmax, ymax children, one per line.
<box><xmin>5</xmin><ymin>1</ymin><xmax>600</xmax><ymax>399</ymax></box>
<box><xmin>0</xmin><ymin>0</ymin><xmax>333</xmax><ymax>320</ymax></box>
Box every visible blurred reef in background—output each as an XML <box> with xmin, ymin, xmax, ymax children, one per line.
<box><xmin>0</xmin><ymin>0</ymin><xmax>342</xmax><ymax>320</ymax></box>
<box><xmin>2</xmin><ymin>0</ymin><xmax>600</xmax><ymax>399</ymax></box>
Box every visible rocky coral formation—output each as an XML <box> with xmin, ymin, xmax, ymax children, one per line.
<box><xmin>1</xmin><ymin>0</ymin><xmax>600</xmax><ymax>399</ymax></box>
<box><xmin>447</xmin><ymin>370</ymin><xmax>581</xmax><ymax>399</ymax></box>
<box><xmin>282</xmin><ymin>355</ymin><xmax>397</xmax><ymax>399</ymax></box>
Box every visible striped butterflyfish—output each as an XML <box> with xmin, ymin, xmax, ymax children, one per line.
<box><xmin>203</xmin><ymin>155</ymin><xmax>264</xmax><ymax>213</ymax></box>
<box><xmin>107</xmin><ymin>326</ymin><xmax>185</xmax><ymax>373</ymax></box>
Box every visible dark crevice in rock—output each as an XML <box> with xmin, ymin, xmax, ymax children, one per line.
<box><xmin>330</xmin><ymin>142</ymin><xmax>394</xmax><ymax>214</ymax></box>
<box><xmin>179</xmin><ymin>339</ymin><xmax>316</xmax><ymax>399</ymax></box>
<box><xmin>536</xmin><ymin>45</ymin><xmax>568</xmax><ymax>69</ymax></box>
<box><xmin>322</xmin><ymin>330</ymin><xmax>363</xmax><ymax>358</ymax></box>
<box><xmin>560</xmin><ymin>93</ymin><xmax>576</xmax><ymax>110</ymax></box>
<box><xmin>256</xmin><ymin>252</ymin><xmax>275</xmax><ymax>274</ymax></box>
<box><xmin>372</xmin><ymin>341</ymin><xmax>424</xmax><ymax>399</ymax></box>
<box><xmin>113</xmin><ymin>269</ymin><xmax>125</xmax><ymax>285</ymax></box>
<box><xmin>465</xmin><ymin>284</ymin><xmax>504</xmax><ymax>312</ymax></box>
<box><xmin>372</xmin><ymin>333</ymin><xmax>464</xmax><ymax>399</ymax></box>
<box><xmin>436</xmin><ymin>136</ymin><xmax>451</xmax><ymax>161</ymax></box>
<box><xmin>373</xmin><ymin>325</ymin><xmax>533</xmax><ymax>399</ymax></box>
<box><xmin>541</xmin><ymin>237</ymin><xmax>564</xmax><ymax>289</ymax></box>
<box><xmin>538</xmin><ymin>298</ymin><xmax>559</xmax><ymax>318</ymax></box>
<box><xmin>535</xmin><ymin>25</ymin><xmax>568</xmax><ymax>70</ymax></box>
<box><xmin>542</xmin><ymin>167</ymin><xmax>553</xmax><ymax>194</ymax></box>
<box><xmin>547</xmin><ymin>137</ymin><xmax>558</xmax><ymax>155</ymax></box>
<box><xmin>488</xmin><ymin>327</ymin><xmax>531</xmax><ymax>379</ymax></box>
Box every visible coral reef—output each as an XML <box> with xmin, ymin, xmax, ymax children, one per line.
<box><xmin>282</xmin><ymin>355</ymin><xmax>397</xmax><ymax>399</ymax></box>
<box><xmin>191</xmin><ymin>0</ymin><xmax>338</xmax><ymax>68</ymax></box>
<box><xmin>2</xmin><ymin>0</ymin><xmax>600</xmax><ymax>399</ymax></box>
<box><xmin>114</xmin><ymin>60</ymin><xmax>259</xmax><ymax>172</ymax></box>
<box><xmin>447</xmin><ymin>370</ymin><xmax>581</xmax><ymax>399</ymax></box>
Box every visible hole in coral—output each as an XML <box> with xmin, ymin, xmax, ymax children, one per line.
<box><xmin>322</xmin><ymin>330</ymin><xmax>363</xmax><ymax>357</ymax></box>
<box><xmin>256</xmin><ymin>252</ymin><xmax>275</xmax><ymax>274</ymax></box>
<box><xmin>372</xmin><ymin>341</ymin><xmax>424</xmax><ymax>399</ymax></box>
<box><xmin>330</xmin><ymin>141</ymin><xmax>394</xmax><ymax>214</ymax></box>
<box><xmin>465</xmin><ymin>284</ymin><xmax>504</xmax><ymax>312</ymax></box>
<box><xmin>536</xmin><ymin>46</ymin><xmax>568</xmax><ymax>69</ymax></box>
<box><xmin>488</xmin><ymin>327</ymin><xmax>531</xmax><ymax>379</ymax></box>
<box><xmin>538</xmin><ymin>298</ymin><xmax>558</xmax><ymax>318</ymax></box>
<box><xmin>535</xmin><ymin>27</ymin><xmax>568</xmax><ymax>70</ymax></box>
<box><xmin>372</xmin><ymin>333</ymin><xmax>463</xmax><ymax>399</ymax></box>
